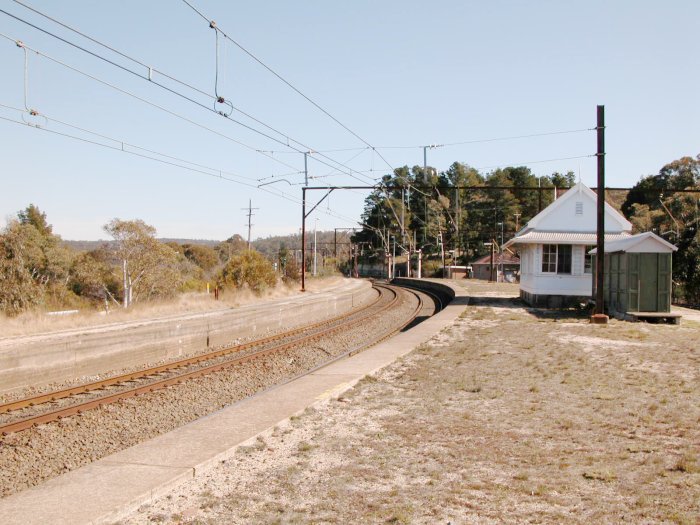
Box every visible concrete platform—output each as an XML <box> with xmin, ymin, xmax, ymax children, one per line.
<box><xmin>0</xmin><ymin>279</ymin><xmax>375</xmax><ymax>394</ymax></box>
<box><xmin>0</xmin><ymin>279</ymin><xmax>469</xmax><ymax>525</ymax></box>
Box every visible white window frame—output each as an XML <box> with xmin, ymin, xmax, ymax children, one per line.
<box><xmin>541</xmin><ymin>244</ymin><xmax>572</xmax><ymax>275</ymax></box>
<box><xmin>542</xmin><ymin>244</ymin><xmax>557</xmax><ymax>273</ymax></box>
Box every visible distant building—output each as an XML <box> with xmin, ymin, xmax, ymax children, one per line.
<box><xmin>470</xmin><ymin>252</ymin><xmax>520</xmax><ymax>282</ymax></box>
<box><xmin>504</xmin><ymin>182</ymin><xmax>632</xmax><ymax>307</ymax></box>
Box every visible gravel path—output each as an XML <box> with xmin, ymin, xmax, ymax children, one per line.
<box><xmin>0</xmin><ymin>285</ymin><xmax>423</xmax><ymax>497</ymax></box>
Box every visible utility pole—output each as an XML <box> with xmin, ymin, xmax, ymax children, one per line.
<box><xmin>313</xmin><ymin>218</ymin><xmax>318</xmax><ymax>276</ymax></box>
<box><xmin>455</xmin><ymin>187</ymin><xmax>460</xmax><ymax>261</ymax></box>
<box><xmin>514</xmin><ymin>212</ymin><xmax>521</xmax><ymax>231</ymax></box>
<box><xmin>242</xmin><ymin>199</ymin><xmax>259</xmax><ymax>250</ymax></box>
<box><xmin>486</xmin><ymin>242</ymin><xmax>494</xmax><ymax>282</ymax></box>
<box><xmin>592</xmin><ymin>105</ymin><xmax>608</xmax><ymax>323</ymax></box>
<box><xmin>304</xmin><ymin>151</ymin><xmax>310</xmax><ymax>186</ymax></box>
<box><xmin>498</xmin><ymin>221</ymin><xmax>504</xmax><ymax>282</ymax></box>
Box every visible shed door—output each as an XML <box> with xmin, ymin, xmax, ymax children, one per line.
<box><xmin>639</xmin><ymin>254</ymin><xmax>658</xmax><ymax>312</ymax></box>
<box><xmin>628</xmin><ymin>253</ymin><xmax>639</xmax><ymax>311</ymax></box>
<box><xmin>657</xmin><ymin>253</ymin><xmax>671</xmax><ymax>312</ymax></box>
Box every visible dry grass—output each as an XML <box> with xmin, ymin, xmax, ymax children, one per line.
<box><xmin>0</xmin><ymin>277</ymin><xmax>342</xmax><ymax>338</ymax></box>
<box><xmin>124</xmin><ymin>281</ymin><xmax>700</xmax><ymax>525</ymax></box>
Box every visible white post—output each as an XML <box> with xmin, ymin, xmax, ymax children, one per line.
<box><xmin>122</xmin><ymin>259</ymin><xmax>128</xmax><ymax>308</ymax></box>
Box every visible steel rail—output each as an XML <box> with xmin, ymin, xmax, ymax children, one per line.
<box><xmin>0</xmin><ymin>284</ymin><xmax>411</xmax><ymax>435</ymax></box>
<box><xmin>0</xmin><ymin>287</ymin><xmax>384</xmax><ymax>415</ymax></box>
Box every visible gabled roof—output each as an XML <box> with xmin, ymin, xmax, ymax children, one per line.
<box><xmin>525</xmin><ymin>182</ymin><xmax>631</xmax><ymax>232</ymax></box>
<box><xmin>471</xmin><ymin>253</ymin><xmax>520</xmax><ymax>265</ymax></box>
<box><xmin>504</xmin><ymin>182</ymin><xmax>632</xmax><ymax>249</ymax></box>
<box><xmin>589</xmin><ymin>231</ymin><xmax>678</xmax><ymax>254</ymax></box>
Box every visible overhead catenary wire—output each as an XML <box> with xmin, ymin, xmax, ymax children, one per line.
<box><xmin>0</xmin><ymin>10</ymin><xmax>378</xmax><ymax>186</ymax></box>
<box><xmin>10</xmin><ymin>0</ymin><xmax>214</xmax><ymax>99</ymax></box>
<box><xmin>3</xmin><ymin>3</ymin><xmax>601</xmax><ymax>240</ymax></box>
<box><xmin>0</xmin><ymin>105</ymin><xmax>373</xmax><ymax>230</ymax></box>
<box><xmin>179</xmin><ymin>0</ymin><xmax>397</xmax><ymax>173</ymax></box>
<box><xmin>0</xmin><ymin>32</ymin><xmax>306</xmax><ymax>175</ymax></box>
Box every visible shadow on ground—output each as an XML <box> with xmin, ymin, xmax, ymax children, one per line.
<box><xmin>467</xmin><ymin>294</ymin><xmax>591</xmax><ymax>321</ymax></box>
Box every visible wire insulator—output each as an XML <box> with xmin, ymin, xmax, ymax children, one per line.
<box><xmin>209</xmin><ymin>20</ymin><xmax>216</xmax><ymax>29</ymax></box>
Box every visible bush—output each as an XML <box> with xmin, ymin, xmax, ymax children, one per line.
<box><xmin>282</xmin><ymin>256</ymin><xmax>300</xmax><ymax>284</ymax></box>
<box><xmin>218</xmin><ymin>250</ymin><xmax>277</xmax><ymax>293</ymax></box>
<box><xmin>422</xmin><ymin>259</ymin><xmax>443</xmax><ymax>277</ymax></box>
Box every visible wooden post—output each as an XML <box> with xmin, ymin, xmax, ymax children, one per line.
<box><xmin>592</xmin><ymin>105</ymin><xmax>609</xmax><ymax>323</ymax></box>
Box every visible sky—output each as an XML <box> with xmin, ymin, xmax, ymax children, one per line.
<box><xmin>1</xmin><ymin>0</ymin><xmax>698</xmax><ymax>241</ymax></box>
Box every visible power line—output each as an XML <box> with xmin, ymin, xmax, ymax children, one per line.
<box><xmin>0</xmin><ymin>106</ymin><xmax>372</xmax><ymax>229</ymax></box>
<box><xmin>9</xmin><ymin>0</ymin><xmax>213</xmax><ymax>100</ymax></box>
<box><xmin>378</xmin><ymin>128</ymin><xmax>594</xmax><ymax>149</ymax></box>
<box><xmin>0</xmin><ymin>36</ymin><xmax>368</xmax><ymax>189</ymax></box>
<box><xmin>0</xmin><ymin>11</ymin><xmax>377</xmax><ymax>186</ymax></box>
<box><xmin>178</xmin><ymin>0</ymin><xmax>397</xmax><ymax>177</ymax></box>
<box><xmin>0</xmin><ymin>32</ymin><xmax>307</xmax><ymax>175</ymax></box>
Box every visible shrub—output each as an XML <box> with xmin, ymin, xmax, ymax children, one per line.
<box><xmin>218</xmin><ymin>250</ymin><xmax>277</xmax><ymax>293</ymax></box>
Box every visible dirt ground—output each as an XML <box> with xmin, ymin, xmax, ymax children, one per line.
<box><xmin>122</xmin><ymin>280</ymin><xmax>700</xmax><ymax>525</ymax></box>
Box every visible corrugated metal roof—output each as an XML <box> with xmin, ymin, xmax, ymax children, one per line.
<box><xmin>505</xmin><ymin>231</ymin><xmax>630</xmax><ymax>247</ymax></box>
<box><xmin>589</xmin><ymin>232</ymin><xmax>678</xmax><ymax>254</ymax></box>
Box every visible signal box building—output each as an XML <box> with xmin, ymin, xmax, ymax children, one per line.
<box><xmin>504</xmin><ymin>182</ymin><xmax>632</xmax><ymax>308</ymax></box>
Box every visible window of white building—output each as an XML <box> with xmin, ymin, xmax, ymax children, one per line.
<box><xmin>584</xmin><ymin>245</ymin><xmax>595</xmax><ymax>273</ymax></box>
<box><xmin>541</xmin><ymin>244</ymin><xmax>572</xmax><ymax>274</ymax></box>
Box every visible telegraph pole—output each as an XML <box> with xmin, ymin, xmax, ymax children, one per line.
<box><xmin>592</xmin><ymin>105</ymin><xmax>608</xmax><ymax>323</ymax></box>
<box><xmin>242</xmin><ymin>199</ymin><xmax>259</xmax><ymax>251</ymax></box>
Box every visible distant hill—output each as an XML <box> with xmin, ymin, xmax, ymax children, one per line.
<box><xmin>63</xmin><ymin>238</ymin><xmax>221</xmax><ymax>252</ymax></box>
<box><xmin>63</xmin><ymin>233</ymin><xmax>346</xmax><ymax>257</ymax></box>
<box><xmin>252</xmin><ymin>231</ymin><xmax>351</xmax><ymax>260</ymax></box>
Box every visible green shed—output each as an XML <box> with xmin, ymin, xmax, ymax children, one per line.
<box><xmin>590</xmin><ymin>232</ymin><xmax>680</xmax><ymax>323</ymax></box>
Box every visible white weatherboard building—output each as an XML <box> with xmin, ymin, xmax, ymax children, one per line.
<box><xmin>504</xmin><ymin>182</ymin><xmax>632</xmax><ymax>307</ymax></box>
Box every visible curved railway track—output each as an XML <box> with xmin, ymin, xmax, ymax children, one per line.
<box><xmin>0</xmin><ymin>283</ymin><xmax>431</xmax><ymax>436</ymax></box>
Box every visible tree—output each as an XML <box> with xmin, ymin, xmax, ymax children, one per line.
<box><xmin>215</xmin><ymin>234</ymin><xmax>248</xmax><ymax>263</ymax></box>
<box><xmin>17</xmin><ymin>204</ymin><xmax>53</xmax><ymax>236</ymax></box>
<box><xmin>104</xmin><ymin>219</ymin><xmax>181</xmax><ymax>307</ymax></box>
<box><xmin>622</xmin><ymin>155</ymin><xmax>700</xmax><ymax>304</ymax></box>
<box><xmin>0</xmin><ymin>205</ymin><xmax>76</xmax><ymax>315</ymax></box>
<box><xmin>0</xmin><ymin>221</ymin><xmax>43</xmax><ymax>316</ymax></box>
<box><xmin>69</xmin><ymin>249</ymin><xmax>120</xmax><ymax>306</ymax></box>
<box><xmin>622</xmin><ymin>156</ymin><xmax>700</xmax><ymax>216</ymax></box>
<box><xmin>218</xmin><ymin>250</ymin><xmax>277</xmax><ymax>293</ymax></box>
<box><xmin>182</xmin><ymin>244</ymin><xmax>219</xmax><ymax>273</ymax></box>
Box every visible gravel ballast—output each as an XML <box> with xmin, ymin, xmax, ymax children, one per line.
<box><xmin>0</xmin><ymin>285</ymin><xmax>424</xmax><ymax>498</ymax></box>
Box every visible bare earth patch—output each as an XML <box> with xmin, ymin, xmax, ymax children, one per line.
<box><xmin>121</xmin><ymin>281</ymin><xmax>699</xmax><ymax>525</ymax></box>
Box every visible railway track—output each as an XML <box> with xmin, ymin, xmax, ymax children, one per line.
<box><xmin>0</xmin><ymin>283</ymin><xmax>429</xmax><ymax>436</ymax></box>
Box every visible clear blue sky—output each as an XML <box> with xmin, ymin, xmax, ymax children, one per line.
<box><xmin>1</xmin><ymin>0</ymin><xmax>698</xmax><ymax>240</ymax></box>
